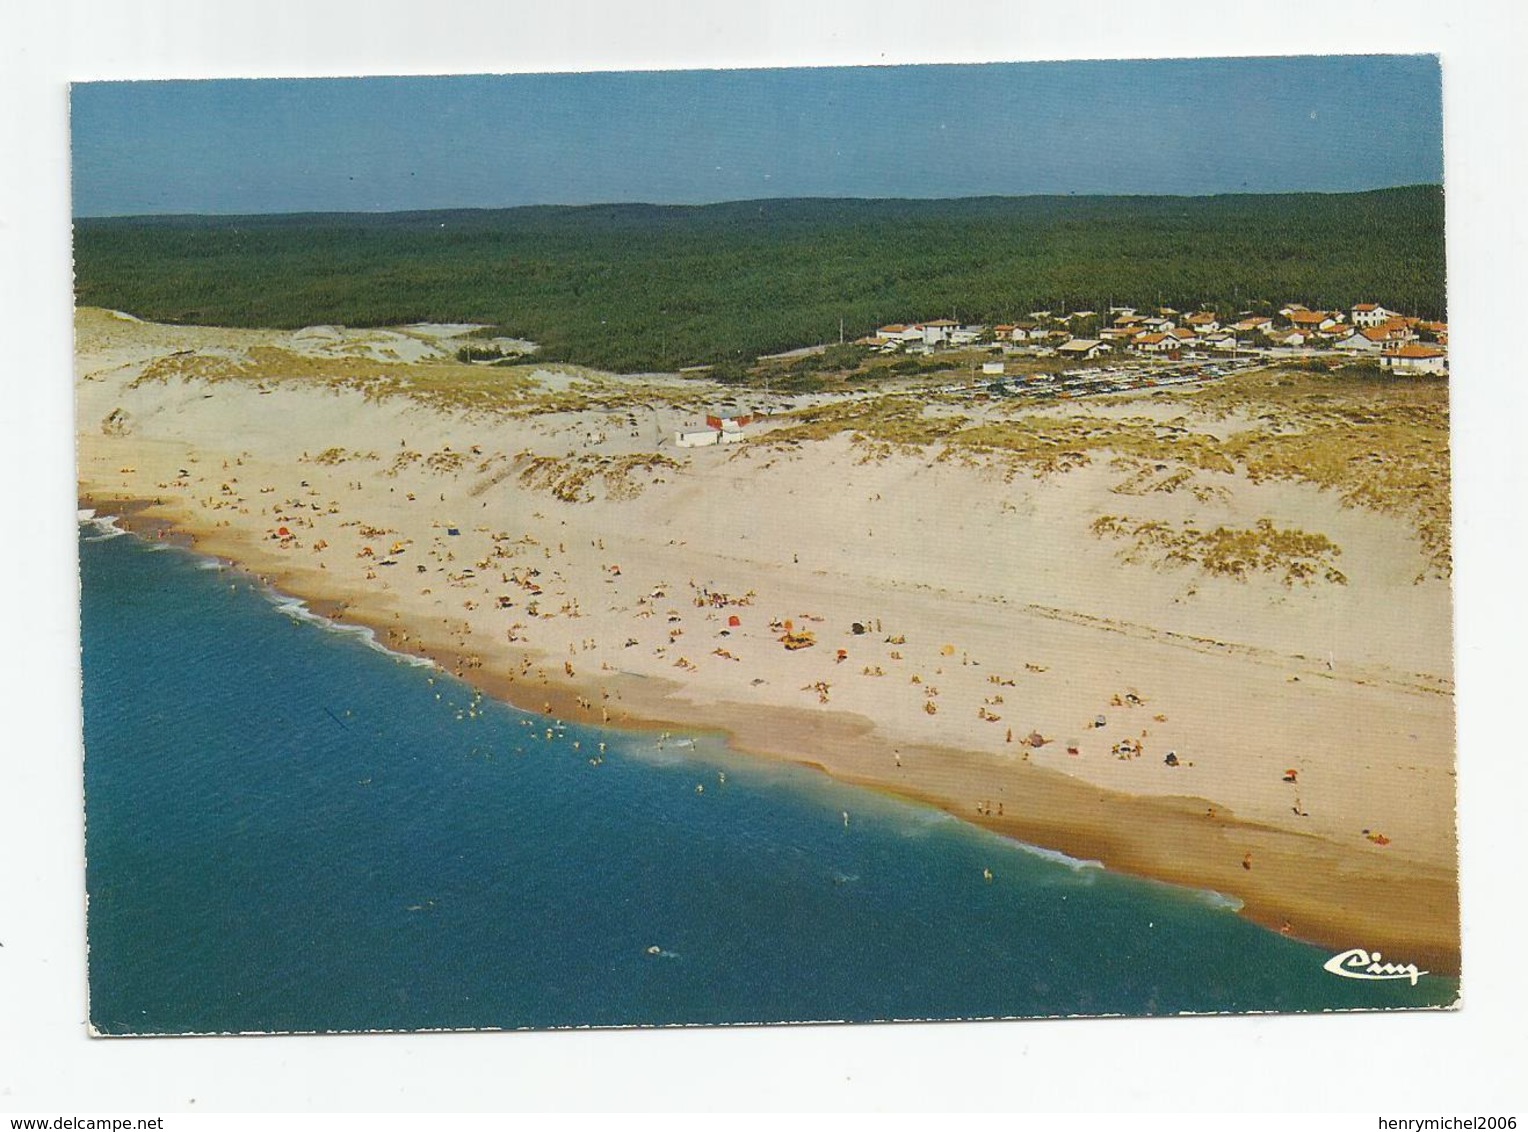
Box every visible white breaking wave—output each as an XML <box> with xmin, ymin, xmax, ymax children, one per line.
<box><xmin>263</xmin><ymin>590</ymin><xmax>437</xmax><ymax>669</ymax></box>
<box><xmin>1192</xmin><ymin>889</ymin><xmax>1245</xmax><ymax>913</ymax></box>
<box><xmin>1013</xmin><ymin>841</ymin><xmax>1106</xmax><ymax>873</ymax></box>
<box><xmin>79</xmin><ymin>512</ymin><xmax>128</xmax><ymax>541</ymax></box>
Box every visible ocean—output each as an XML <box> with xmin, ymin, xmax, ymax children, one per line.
<box><xmin>79</xmin><ymin>519</ymin><xmax>1457</xmax><ymax>1033</ymax></box>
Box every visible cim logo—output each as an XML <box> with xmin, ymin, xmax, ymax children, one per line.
<box><xmin>1323</xmin><ymin>947</ymin><xmax>1427</xmax><ymax>986</ymax></box>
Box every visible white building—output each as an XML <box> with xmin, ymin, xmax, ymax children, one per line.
<box><xmin>1057</xmin><ymin>338</ymin><xmax>1111</xmax><ymax>360</ymax></box>
<box><xmin>1380</xmin><ymin>344</ymin><xmax>1448</xmax><ymax>375</ymax></box>
<box><xmin>1351</xmin><ymin>303</ymin><xmax>1402</xmax><ymax>328</ymax></box>
<box><xmin>1133</xmin><ymin>332</ymin><xmax>1177</xmax><ymax>354</ymax></box>
<box><xmin>921</xmin><ymin>319</ymin><xmax>958</xmax><ymax>346</ymax></box>
<box><xmin>1333</xmin><ymin>328</ymin><xmax>1386</xmax><ymax>353</ymax></box>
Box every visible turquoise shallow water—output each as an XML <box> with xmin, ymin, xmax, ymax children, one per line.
<box><xmin>80</xmin><ymin>522</ymin><xmax>1457</xmax><ymax>1033</ymax></box>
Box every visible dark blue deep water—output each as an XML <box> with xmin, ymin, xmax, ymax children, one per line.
<box><xmin>80</xmin><ymin>522</ymin><xmax>1456</xmax><ymax>1033</ymax></box>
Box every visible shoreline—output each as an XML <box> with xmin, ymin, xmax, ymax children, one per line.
<box><xmin>73</xmin><ymin>307</ymin><xmax>1458</xmax><ymax>982</ymax></box>
<box><xmin>81</xmin><ymin>494</ymin><xmax>1462</xmax><ymax>975</ymax></box>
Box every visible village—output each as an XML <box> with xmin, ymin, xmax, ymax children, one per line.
<box><xmin>866</xmin><ymin>300</ymin><xmax>1447</xmax><ymax>371</ymax></box>
<box><xmin>668</xmin><ymin>299</ymin><xmax>1446</xmax><ymax>447</ymax></box>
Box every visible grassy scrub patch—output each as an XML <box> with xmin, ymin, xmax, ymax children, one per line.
<box><xmin>947</xmin><ymin>416</ymin><xmax>1237</xmax><ymax>479</ymax></box>
<box><xmin>1191</xmin><ymin>366</ymin><xmax>1451</xmax><ymax>577</ymax></box>
<box><xmin>770</xmin><ymin>402</ymin><xmax>1239</xmax><ymax>480</ymax></box>
<box><xmin>766</xmin><ymin>397</ymin><xmax>968</xmax><ymax>451</ymax></box>
<box><xmin>131</xmin><ymin>345</ymin><xmax>539</xmax><ymax>408</ymax></box>
<box><xmin>126</xmin><ymin>343</ymin><xmax>721</xmax><ymax>420</ymax></box>
<box><xmin>1091</xmin><ymin>515</ymin><xmax>1348</xmax><ymax>587</ymax></box>
<box><xmin>515</xmin><ymin>452</ymin><xmax>685</xmax><ymax>503</ymax></box>
<box><xmin>1108</xmin><ymin>460</ymin><xmax>1231</xmax><ymax>504</ymax></box>
<box><xmin>302</xmin><ymin>447</ymin><xmax>379</xmax><ymax>465</ymax></box>
<box><xmin>766</xmin><ymin>362</ymin><xmax>1450</xmax><ymax>579</ymax></box>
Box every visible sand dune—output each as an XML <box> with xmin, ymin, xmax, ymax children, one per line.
<box><xmin>75</xmin><ymin>308</ymin><xmax>1458</xmax><ymax>972</ymax></box>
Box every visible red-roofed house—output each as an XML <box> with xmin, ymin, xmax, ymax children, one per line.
<box><xmin>1307</xmin><ymin>322</ymin><xmax>1349</xmax><ymax>342</ymax></box>
<box><xmin>1133</xmin><ymin>332</ymin><xmax>1178</xmax><ymax>354</ymax></box>
<box><xmin>1380</xmin><ymin>343</ymin><xmax>1448</xmax><ymax>375</ymax></box>
<box><xmin>1373</xmin><ymin>317</ymin><xmax>1419</xmax><ymax>342</ymax></box>
<box><xmin>1287</xmin><ymin>309</ymin><xmax>1342</xmax><ymax>331</ymax></box>
<box><xmin>1333</xmin><ymin>327</ymin><xmax>1388</xmax><ymax>353</ymax></box>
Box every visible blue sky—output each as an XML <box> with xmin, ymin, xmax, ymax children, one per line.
<box><xmin>71</xmin><ymin>55</ymin><xmax>1443</xmax><ymax>216</ymax></box>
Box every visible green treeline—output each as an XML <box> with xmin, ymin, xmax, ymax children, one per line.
<box><xmin>73</xmin><ymin>187</ymin><xmax>1445</xmax><ymax>373</ymax></box>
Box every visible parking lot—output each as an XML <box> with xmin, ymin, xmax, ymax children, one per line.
<box><xmin>930</xmin><ymin>355</ymin><xmax>1265</xmax><ymax>404</ymax></box>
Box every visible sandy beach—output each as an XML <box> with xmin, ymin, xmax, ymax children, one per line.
<box><xmin>75</xmin><ymin>308</ymin><xmax>1459</xmax><ymax>973</ymax></box>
